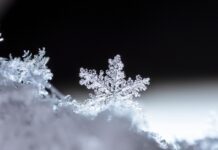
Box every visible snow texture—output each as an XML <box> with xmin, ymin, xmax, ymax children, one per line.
<box><xmin>0</xmin><ymin>50</ymin><xmax>217</xmax><ymax>150</ymax></box>
<box><xmin>0</xmin><ymin>86</ymin><xmax>174</xmax><ymax>150</ymax></box>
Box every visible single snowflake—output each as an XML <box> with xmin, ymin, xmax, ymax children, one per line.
<box><xmin>76</xmin><ymin>54</ymin><xmax>150</xmax><ymax>121</ymax></box>
<box><xmin>79</xmin><ymin>54</ymin><xmax>150</xmax><ymax>102</ymax></box>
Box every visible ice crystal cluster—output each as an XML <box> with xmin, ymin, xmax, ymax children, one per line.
<box><xmin>0</xmin><ymin>48</ymin><xmax>217</xmax><ymax>150</ymax></box>
<box><xmin>0</xmin><ymin>49</ymin><xmax>52</xmax><ymax>95</ymax></box>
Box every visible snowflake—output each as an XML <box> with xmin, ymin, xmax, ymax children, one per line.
<box><xmin>79</xmin><ymin>54</ymin><xmax>150</xmax><ymax>102</ymax></box>
<box><xmin>0</xmin><ymin>49</ymin><xmax>53</xmax><ymax>95</ymax></box>
<box><xmin>76</xmin><ymin>54</ymin><xmax>150</xmax><ymax>128</ymax></box>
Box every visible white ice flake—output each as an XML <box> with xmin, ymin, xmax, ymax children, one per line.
<box><xmin>79</xmin><ymin>54</ymin><xmax>150</xmax><ymax>103</ymax></box>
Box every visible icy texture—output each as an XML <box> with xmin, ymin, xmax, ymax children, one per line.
<box><xmin>0</xmin><ymin>87</ymin><xmax>174</xmax><ymax>150</ymax></box>
<box><xmin>0</xmin><ymin>85</ymin><xmax>217</xmax><ymax>150</ymax></box>
<box><xmin>73</xmin><ymin>94</ymin><xmax>171</xmax><ymax>148</ymax></box>
<box><xmin>0</xmin><ymin>49</ymin><xmax>53</xmax><ymax>95</ymax></box>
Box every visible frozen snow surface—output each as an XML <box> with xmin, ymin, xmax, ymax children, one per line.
<box><xmin>0</xmin><ymin>51</ymin><xmax>172</xmax><ymax>150</ymax></box>
<box><xmin>0</xmin><ymin>50</ymin><xmax>217</xmax><ymax>150</ymax></box>
<box><xmin>0</xmin><ymin>86</ymin><xmax>174</xmax><ymax>150</ymax></box>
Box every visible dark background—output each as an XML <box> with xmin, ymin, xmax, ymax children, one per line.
<box><xmin>1</xmin><ymin>1</ymin><xmax>218</xmax><ymax>85</ymax></box>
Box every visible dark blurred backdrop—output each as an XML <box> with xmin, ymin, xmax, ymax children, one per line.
<box><xmin>1</xmin><ymin>1</ymin><xmax>218</xmax><ymax>85</ymax></box>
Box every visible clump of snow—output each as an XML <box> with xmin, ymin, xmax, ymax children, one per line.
<box><xmin>0</xmin><ymin>49</ymin><xmax>53</xmax><ymax>95</ymax></box>
<box><xmin>0</xmin><ymin>86</ymin><xmax>174</xmax><ymax>150</ymax></box>
<box><xmin>0</xmin><ymin>50</ymin><xmax>175</xmax><ymax>149</ymax></box>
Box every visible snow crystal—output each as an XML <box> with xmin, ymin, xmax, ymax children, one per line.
<box><xmin>79</xmin><ymin>55</ymin><xmax>150</xmax><ymax>101</ymax></box>
<box><xmin>77</xmin><ymin>55</ymin><xmax>149</xmax><ymax>116</ymax></box>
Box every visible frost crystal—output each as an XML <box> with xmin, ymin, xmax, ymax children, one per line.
<box><xmin>79</xmin><ymin>55</ymin><xmax>150</xmax><ymax>102</ymax></box>
<box><xmin>0</xmin><ymin>49</ymin><xmax>53</xmax><ymax>95</ymax></box>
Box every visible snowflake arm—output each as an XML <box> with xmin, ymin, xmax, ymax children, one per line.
<box><xmin>79</xmin><ymin>68</ymin><xmax>111</xmax><ymax>98</ymax></box>
<box><xmin>119</xmin><ymin>75</ymin><xmax>150</xmax><ymax>99</ymax></box>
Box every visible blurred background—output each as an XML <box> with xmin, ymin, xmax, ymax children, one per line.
<box><xmin>0</xmin><ymin>0</ymin><xmax>218</xmax><ymax>141</ymax></box>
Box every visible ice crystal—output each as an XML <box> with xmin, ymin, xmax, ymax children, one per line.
<box><xmin>79</xmin><ymin>54</ymin><xmax>150</xmax><ymax>102</ymax></box>
<box><xmin>0</xmin><ymin>49</ymin><xmax>53</xmax><ymax>95</ymax></box>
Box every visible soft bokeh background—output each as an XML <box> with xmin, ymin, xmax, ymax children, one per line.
<box><xmin>0</xmin><ymin>0</ymin><xmax>218</xmax><ymax>141</ymax></box>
